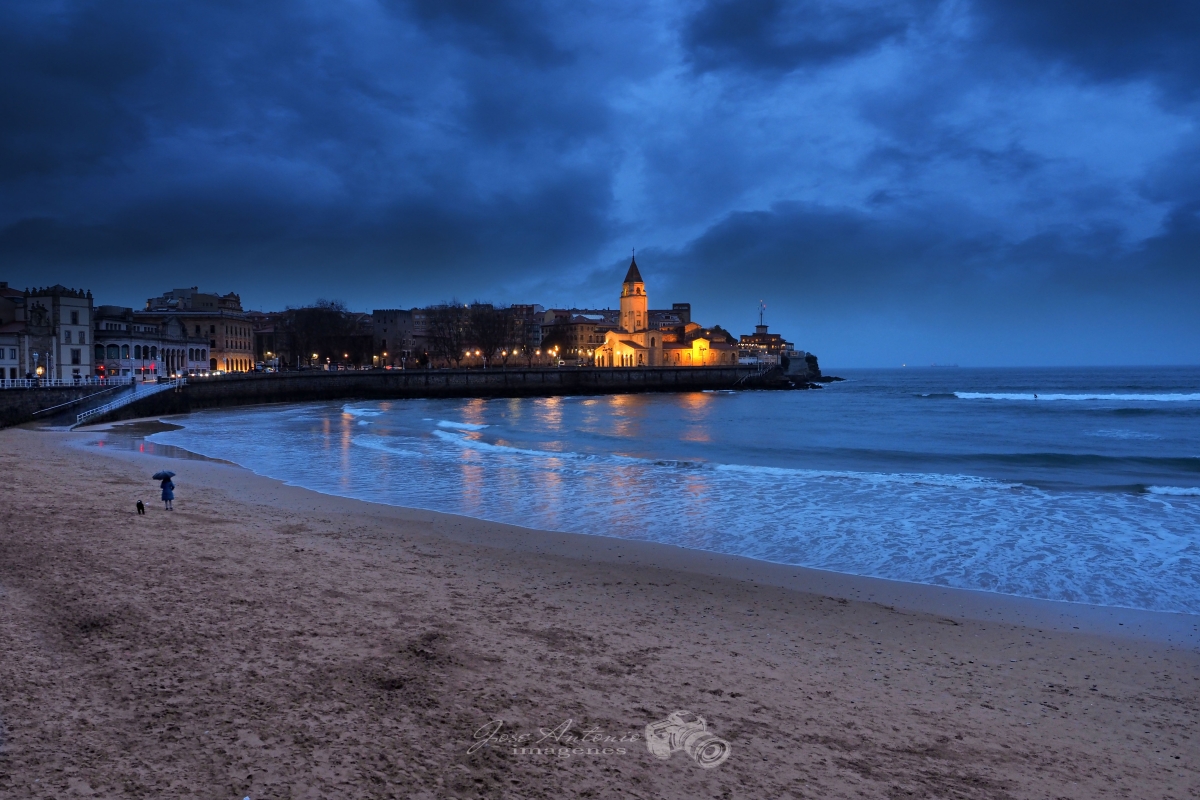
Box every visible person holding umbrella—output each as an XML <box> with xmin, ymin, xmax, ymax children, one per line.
<box><xmin>154</xmin><ymin>470</ymin><xmax>176</xmax><ymax>510</ymax></box>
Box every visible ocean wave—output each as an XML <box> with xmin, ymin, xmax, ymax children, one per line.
<box><xmin>350</xmin><ymin>435</ymin><xmax>422</xmax><ymax>457</ymax></box>
<box><xmin>343</xmin><ymin>407</ymin><xmax>384</xmax><ymax>419</ymax></box>
<box><xmin>1087</xmin><ymin>429</ymin><xmax>1161</xmax><ymax>440</ymax></box>
<box><xmin>1145</xmin><ymin>485</ymin><xmax>1200</xmax><ymax>496</ymax></box>
<box><xmin>430</xmin><ymin>428</ymin><xmax>1020</xmax><ymax>492</ymax></box>
<box><xmin>955</xmin><ymin>392</ymin><xmax>1200</xmax><ymax>402</ymax></box>
<box><xmin>432</xmin><ymin>429</ymin><xmax>574</xmax><ymax>458</ymax></box>
<box><xmin>713</xmin><ymin>461</ymin><xmax>1014</xmax><ymax>491</ymax></box>
<box><xmin>436</xmin><ymin>420</ymin><xmax>489</xmax><ymax>431</ymax></box>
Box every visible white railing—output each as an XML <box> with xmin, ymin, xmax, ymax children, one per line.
<box><xmin>0</xmin><ymin>376</ymin><xmax>124</xmax><ymax>389</ymax></box>
<box><xmin>74</xmin><ymin>378</ymin><xmax>185</xmax><ymax>427</ymax></box>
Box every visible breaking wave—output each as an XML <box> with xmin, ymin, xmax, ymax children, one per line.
<box><xmin>1145</xmin><ymin>485</ymin><xmax>1200</xmax><ymax>497</ymax></box>
<box><xmin>955</xmin><ymin>392</ymin><xmax>1200</xmax><ymax>402</ymax></box>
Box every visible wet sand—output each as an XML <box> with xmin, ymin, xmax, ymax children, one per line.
<box><xmin>0</xmin><ymin>425</ymin><xmax>1196</xmax><ymax>799</ymax></box>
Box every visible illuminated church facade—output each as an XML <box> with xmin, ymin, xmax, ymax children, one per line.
<box><xmin>594</xmin><ymin>257</ymin><xmax>661</xmax><ymax>367</ymax></box>
<box><xmin>594</xmin><ymin>257</ymin><xmax>738</xmax><ymax>368</ymax></box>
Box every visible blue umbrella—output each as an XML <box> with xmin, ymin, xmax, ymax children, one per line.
<box><xmin>152</xmin><ymin>470</ymin><xmax>176</xmax><ymax>480</ymax></box>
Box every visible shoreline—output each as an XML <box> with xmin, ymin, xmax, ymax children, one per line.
<box><xmin>84</xmin><ymin>416</ymin><xmax>1200</xmax><ymax>649</ymax></box>
<box><xmin>3</xmin><ymin>423</ymin><xmax>1198</xmax><ymax>797</ymax></box>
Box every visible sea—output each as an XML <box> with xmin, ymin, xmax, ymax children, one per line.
<box><xmin>145</xmin><ymin>367</ymin><xmax>1200</xmax><ymax>614</ymax></box>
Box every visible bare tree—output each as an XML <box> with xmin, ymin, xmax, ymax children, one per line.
<box><xmin>467</xmin><ymin>303</ymin><xmax>515</xmax><ymax>368</ymax></box>
<box><xmin>281</xmin><ymin>299</ymin><xmax>372</xmax><ymax>367</ymax></box>
<box><xmin>425</xmin><ymin>302</ymin><xmax>470</xmax><ymax>367</ymax></box>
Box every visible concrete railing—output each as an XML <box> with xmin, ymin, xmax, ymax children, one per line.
<box><xmin>74</xmin><ymin>378</ymin><xmax>185</xmax><ymax>427</ymax></box>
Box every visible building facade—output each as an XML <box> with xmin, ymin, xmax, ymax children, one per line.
<box><xmin>143</xmin><ymin>287</ymin><xmax>253</xmax><ymax>372</ymax></box>
<box><xmin>0</xmin><ymin>283</ymin><xmax>95</xmax><ymax>380</ymax></box>
<box><xmin>594</xmin><ymin>257</ymin><xmax>665</xmax><ymax>368</ymax></box>
<box><xmin>372</xmin><ymin>309</ymin><xmax>414</xmax><ymax>367</ymax></box>
<box><xmin>93</xmin><ymin>306</ymin><xmax>210</xmax><ymax>378</ymax></box>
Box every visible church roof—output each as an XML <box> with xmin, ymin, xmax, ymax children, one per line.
<box><xmin>623</xmin><ymin>256</ymin><xmax>643</xmax><ymax>284</ymax></box>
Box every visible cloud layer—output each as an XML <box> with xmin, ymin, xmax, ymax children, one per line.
<box><xmin>3</xmin><ymin>0</ymin><xmax>1198</xmax><ymax>365</ymax></box>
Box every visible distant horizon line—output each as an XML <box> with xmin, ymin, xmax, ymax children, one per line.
<box><xmin>824</xmin><ymin>364</ymin><xmax>1200</xmax><ymax>370</ymax></box>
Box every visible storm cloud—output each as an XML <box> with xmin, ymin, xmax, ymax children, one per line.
<box><xmin>2</xmin><ymin>0</ymin><xmax>1197</xmax><ymax>365</ymax></box>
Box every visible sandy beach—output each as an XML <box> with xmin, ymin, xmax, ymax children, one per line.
<box><xmin>0</xmin><ymin>424</ymin><xmax>1196</xmax><ymax>799</ymax></box>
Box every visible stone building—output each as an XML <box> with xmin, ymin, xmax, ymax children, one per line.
<box><xmin>0</xmin><ymin>283</ymin><xmax>25</xmax><ymax>380</ymax></box>
<box><xmin>662</xmin><ymin>329</ymin><xmax>739</xmax><ymax>366</ymax></box>
<box><xmin>594</xmin><ymin>257</ymin><xmax>665</xmax><ymax>367</ymax></box>
<box><xmin>93</xmin><ymin>306</ymin><xmax>209</xmax><ymax>378</ymax></box>
<box><xmin>143</xmin><ymin>287</ymin><xmax>253</xmax><ymax>372</ymax></box>
<box><xmin>372</xmin><ymin>309</ymin><xmax>414</xmax><ymax>367</ymax></box>
<box><xmin>540</xmin><ymin>313</ymin><xmax>613</xmax><ymax>361</ymax></box>
<box><xmin>0</xmin><ymin>283</ymin><xmax>95</xmax><ymax>380</ymax></box>
<box><xmin>593</xmin><ymin>260</ymin><xmax>739</xmax><ymax>368</ymax></box>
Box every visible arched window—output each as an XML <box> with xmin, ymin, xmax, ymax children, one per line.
<box><xmin>106</xmin><ymin>344</ymin><xmax>119</xmax><ymax>359</ymax></box>
<box><xmin>94</xmin><ymin>344</ymin><xmax>105</xmax><ymax>361</ymax></box>
<box><xmin>200</xmin><ymin>349</ymin><xmax>206</xmax><ymax>361</ymax></box>
<box><xmin>150</xmin><ymin>346</ymin><xmax>157</xmax><ymax>359</ymax></box>
<box><xmin>121</xmin><ymin>345</ymin><xmax>130</xmax><ymax>359</ymax></box>
<box><xmin>650</xmin><ymin>337</ymin><xmax>655</xmax><ymax>347</ymax></box>
<box><xmin>188</xmin><ymin>348</ymin><xmax>194</xmax><ymax>361</ymax></box>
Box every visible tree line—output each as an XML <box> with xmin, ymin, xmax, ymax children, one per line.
<box><xmin>278</xmin><ymin>300</ymin><xmax>373</xmax><ymax>366</ymax></box>
<box><xmin>422</xmin><ymin>302</ymin><xmax>530</xmax><ymax>367</ymax></box>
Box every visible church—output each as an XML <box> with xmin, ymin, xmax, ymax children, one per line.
<box><xmin>594</xmin><ymin>257</ymin><xmax>739</xmax><ymax>368</ymax></box>
<box><xmin>594</xmin><ymin>257</ymin><xmax>661</xmax><ymax>367</ymax></box>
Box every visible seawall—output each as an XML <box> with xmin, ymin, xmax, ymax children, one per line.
<box><xmin>78</xmin><ymin>366</ymin><xmax>789</xmax><ymax>426</ymax></box>
<box><xmin>1</xmin><ymin>385</ymin><xmax>125</xmax><ymax>429</ymax></box>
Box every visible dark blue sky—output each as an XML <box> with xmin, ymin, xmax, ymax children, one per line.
<box><xmin>3</xmin><ymin>0</ymin><xmax>1198</xmax><ymax>366</ymax></box>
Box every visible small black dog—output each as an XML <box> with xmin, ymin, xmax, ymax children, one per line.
<box><xmin>136</xmin><ymin>500</ymin><xmax>145</xmax><ymax>515</ymax></box>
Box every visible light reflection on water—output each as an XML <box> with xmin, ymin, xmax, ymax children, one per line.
<box><xmin>144</xmin><ymin>369</ymin><xmax>1200</xmax><ymax>613</ymax></box>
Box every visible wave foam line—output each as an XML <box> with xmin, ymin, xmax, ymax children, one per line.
<box><xmin>430</xmin><ymin>428</ymin><xmax>1019</xmax><ymax>492</ymax></box>
<box><xmin>955</xmin><ymin>392</ymin><xmax>1200</xmax><ymax>402</ymax></box>
<box><xmin>436</xmin><ymin>420</ymin><xmax>489</xmax><ymax>430</ymax></box>
<box><xmin>343</xmin><ymin>405</ymin><xmax>384</xmax><ymax>417</ymax></box>
<box><xmin>1146</xmin><ymin>486</ymin><xmax>1200</xmax><ymax>496</ymax></box>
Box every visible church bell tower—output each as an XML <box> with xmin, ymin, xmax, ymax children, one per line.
<box><xmin>620</xmin><ymin>255</ymin><xmax>647</xmax><ymax>333</ymax></box>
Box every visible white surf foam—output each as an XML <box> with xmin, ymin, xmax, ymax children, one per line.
<box><xmin>956</xmin><ymin>392</ymin><xmax>1200</xmax><ymax>402</ymax></box>
<box><xmin>1087</xmin><ymin>429</ymin><xmax>1161</xmax><ymax>440</ymax></box>
<box><xmin>343</xmin><ymin>405</ymin><xmax>383</xmax><ymax>417</ymax></box>
<box><xmin>436</xmin><ymin>420</ymin><xmax>489</xmax><ymax>431</ymax></box>
<box><xmin>432</xmin><ymin>429</ymin><xmax>569</xmax><ymax>458</ymax></box>
<box><xmin>1146</xmin><ymin>486</ymin><xmax>1200</xmax><ymax>496</ymax></box>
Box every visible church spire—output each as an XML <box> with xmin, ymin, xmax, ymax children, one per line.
<box><xmin>623</xmin><ymin>253</ymin><xmax>643</xmax><ymax>285</ymax></box>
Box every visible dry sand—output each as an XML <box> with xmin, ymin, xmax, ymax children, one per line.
<box><xmin>0</xmin><ymin>424</ymin><xmax>1197</xmax><ymax>799</ymax></box>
